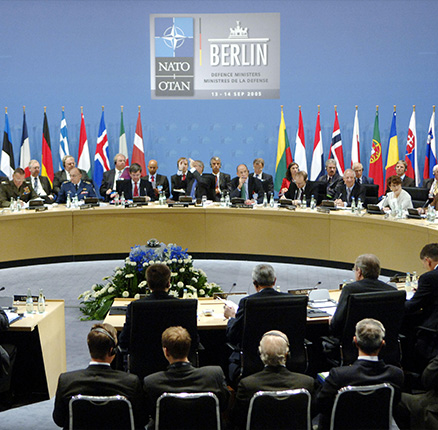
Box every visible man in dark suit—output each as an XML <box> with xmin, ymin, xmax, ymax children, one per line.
<box><xmin>26</xmin><ymin>159</ymin><xmax>54</xmax><ymax>203</ymax></box>
<box><xmin>52</xmin><ymin>323</ymin><xmax>147</xmax><ymax>429</ymax></box>
<box><xmin>210</xmin><ymin>156</ymin><xmax>231</xmax><ymax>201</ymax></box>
<box><xmin>283</xmin><ymin>171</ymin><xmax>315</xmax><ymax>205</ymax></box>
<box><xmin>334</xmin><ymin>168</ymin><xmax>366</xmax><ymax>207</ymax></box>
<box><xmin>99</xmin><ymin>153</ymin><xmax>129</xmax><ymax>201</ymax></box>
<box><xmin>352</xmin><ymin>162</ymin><xmax>374</xmax><ymax>185</ymax></box>
<box><xmin>56</xmin><ymin>168</ymin><xmax>97</xmax><ymax>203</ymax></box>
<box><xmin>330</xmin><ymin>254</ymin><xmax>396</xmax><ymax>337</ymax></box>
<box><xmin>397</xmin><ymin>160</ymin><xmax>416</xmax><ymax>187</ymax></box>
<box><xmin>424</xmin><ymin>164</ymin><xmax>438</xmax><ymax>199</ymax></box>
<box><xmin>143</xmin><ymin>326</ymin><xmax>230</xmax><ymax>422</ymax></box>
<box><xmin>250</xmin><ymin>157</ymin><xmax>274</xmax><ymax>196</ymax></box>
<box><xmin>119</xmin><ymin>263</ymin><xmax>176</xmax><ymax>350</ymax></box>
<box><xmin>145</xmin><ymin>159</ymin><xmax>170</xmax><ymax>199</ymax></box>
<box><xmin>186</xmin><ymin>159</ymin><xmax>215</xmax><ymax>200</ymax></box>
<box><xmin>116</xmin><ymin>163</ymin><xmax>155</xmax><ymax>201</ymax></box>
<box><xmin>170</xmin><ymin>157</ymin><xmax>189</xmax><ymax>201</ymax></box>
<box><xmin>318</xmin><ymin>159</ymin><xmax>342</xmax><ymax>199</ymax></box>
<box><xmin>231</xmin><ymin>330</ymin><xmax>315</xmax><ymax>429</ymax></box>
<box><xmin>53</xmin><ymin>155</ymin><xmax>90</xmax><ymax>196</ymax></box>
<box><xmin>229</xmin><ymin>164</ymin><xmax>264</xmax><ymax>204</ymax></box>
<box><xmin>316</xmin><ymin>318</ymin><xmax>404</xmax><ymax>430</ymax></box>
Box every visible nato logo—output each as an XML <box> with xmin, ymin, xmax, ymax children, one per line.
<box><xmin>155</xmin><ymin>17</ymin><xmax>194</xmax><ymax>58</ymax></box>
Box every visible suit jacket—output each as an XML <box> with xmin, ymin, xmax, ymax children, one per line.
<box><xmin>212</xmin><ymin>172</ymin><xmax>231</xmax><ymax>201</ymax></box>
<box><xmin>171</xmin><ymin>173</ymin><xmax>189</xmax><ymax>200</ymax></box>
<box><xmin>53</xmin><ymin>169</ymin><xmax>90</xmax><ymax>195</ymax></box>
<box><xmin>333</xmin><ymin>182</ymin><xmax>366</xmax><ymax>207</ymax></box>
<box><xmin>26</xmin><ymin>175</ymin><xmax>53</xmax><ymax>196</ymax></box>
<box><xmin>143</xmin><ymin>361</ymin><xmax>230</xmax><ymax>417</ymax></box>
<box><xmin>144</xmin><ymin>174</ymin><xmax>170</xmax><ymax>198</ymax></box>
<box><xmin>56</xmin><ymin>180</ymin><xmax>97</xmax><ymax>204</ymax></box>
<box><xmin>52</xmin><ymin>364</ymin><xmax>147</xmax><ymax>429</ymax></box>
<box><xmin>316</xmin><ymin>359</ymin><xmax>404</xmax><ymax>430</ymax></box>
<box><xmin>402</xmin><ymin>175</ymin><xmax>416</xmax><ymax>188</ymax></box>
<box><xmin>318</xmin><ymin>173</ymin><xmax>342</xmax><ymax>198</ymax></box>
<box><xmin>424</xmin><ymin>177</ymin><xmax>435</xmax><ymax>191</ymax></box>
<box><xmin>116</xmin><ymin>178</ymin><xmax>155</xmax><ymax>201</ymax></box>
<box><xmin>357</xmin><ymin>176</ymin><xmax>374</xmax><ymax>185</ymax></box>
<box><xmin>99</xmin><ymin>168</ymin><xmax>128</xmax><ymax>200</ymax></box>
<box><xmin>330</xmin><ymin>278</ymin><xmax>396</xmax><ymax>337</ymax></box>
<box><xmin>118</xmin><ymin>291</ymin><xmax>176</xmax><ymax>349</ymax></box>
<box><xmin>250</xmin><ymin>172</ymin><xmax>274</xmax><ymax>195</ymax></box>
<box><xmin>284</xmin><ymin>181</ymin><xmax>316</xmax><ymax>204</ymax></box>
<box><xmin>186</xmin><ymin>171</ymin><xmax>215</xmax><ymax>200</ymax></box>
<box><xmin>231</xmin><ymin>365</ymin><xmax>315</xmax><ymax>429</ymax></box>
<box><xmin>228</xmin><ymin>176</ymin><xmax>264</xmax><ymax>204</ymax></box>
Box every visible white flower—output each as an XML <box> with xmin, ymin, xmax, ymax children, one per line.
<box><xmin>102</xmin><ymin>276</ymin><xmax>110</xmax><ymax>281</ymax></box>
<box><xmin>165</xmin><ymin>260</ymin><xmax>171</xmax><ymax>265</ymax></box>
<box><xmin>178</xmin><ymin>259</ymin><xmax>183</xmax><ymax>263</ymax></box>
<box><xmin>169</xmin><ymin>290</ymin><xmax>178</xmax><ymax>297</ymax></box>
<box><xmin>143</xmin><ymin>262</ymin><xmax>148</xmax><ymax>267</ymax></box>
<box><xmin>114</xmin><ymin>267</ymin><xmax>121</xmax><ymax>271</ymax></box>
<box><xmin>84</xmin><ymin>294</ymin><xmax>91</xmax><ymax>301</ymax></box>
<box><xmin>122</xmin><ymin>291</ymin><xmax>129</xmax><ymax>298</ymax></box>
<box><xmin>134</xmin><ymin>293</ymin><xmax>140</xmax><ymax>299</ymax></box>
<box><xmin>180</xmin><ymin>268</ymin><xmax>185</xmax><ymax>272</ymax></box>
<box><xmin>172</xmin><ymin>258</ymin><xmax>177</xmax><ymax>263</ymax></box>
<box><xmin>199</xmin><ymin>289</ymin><xmax>205</xmax><ymax>296</ymax></box>
<box><xmin>184</xmin><ymin>259</ymin><xmax>189</xmax><ymax>264</ymax></box>
<box><xmin>115</xmin><ymin>270</ymin><xmax>123</xmax><ymax>276</ymax></box>
<box><xmin>91</xmin><ymin>284</ymin><xmax>98</xmax><ymax>291</ymax></box>
<box><xmin>177</xmin><ymin>281</ymin><xmax>184</xmax><ymax>288</ymax></box>
<box><xmin>191</xmin><ymin>277</ymin><xmax>198</xmax><ymax>283</ymax></box>
<box><xmin>125</xmin><ymin>274</ymin><xmax>134</xmax><ymax>278</ymax></box>
<box><xmin>78</xmin><ymin>293</ymin><xmax>84</xmax><ymax>299</ymax></box>
<box><xmin>129</xmin><ymin>261</ymin><xmax>137</xmax><ymax>267</ymax></box>
<box><xmin>138</xmin><ymin>281</ymin><xmax>147</xmax><ymax>288</ymax></box>
<box><xmin>171</xmin><ymin>272</ymin><xmax>177</xmax><ymax>277</ymax></box>
<box><xmin>199</xmin><ymin>269</ymin><xmax>206</xmax><ymax>277</ymax></box>
<box><xmin>108</xmin><ymin>287</ymin><xmax>115</xmax><ymax>294</ymax></box>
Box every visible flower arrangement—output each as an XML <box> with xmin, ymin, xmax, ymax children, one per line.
<box><xmin>78</xmin><ymin>240</ymin><xmax>223</xmax><ymax>320</ymax></box>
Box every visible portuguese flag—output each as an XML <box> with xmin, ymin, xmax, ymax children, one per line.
<box><xmin>274</xmin><ymin>106</ymin><xmax>293</xmax><ymax>192</ymax></box>
<box><xmin>369</xmin><ymin>107</ymin><xmax>384</xmax><ymax>197</ymax></box>
<box><xmin>41</xmin><ymin>110</ymin><xmax>54</xmax><ymax>186</ymax></box>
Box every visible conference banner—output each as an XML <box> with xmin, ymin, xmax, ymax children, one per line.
<box><xmin>150</xmin><ymin>13</ymin><xmax>280</xmax><ymax>100</ymax></box>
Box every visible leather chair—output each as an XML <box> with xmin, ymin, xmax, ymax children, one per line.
<box><xmin>403</xmin><ymin>186</ymin><xmax>429</xmax><ymax>208</ymax></box>
<box><xmin>361</xmin><ymin>184</ymin><xmax>379</xmax><ymax>206</ymax></box>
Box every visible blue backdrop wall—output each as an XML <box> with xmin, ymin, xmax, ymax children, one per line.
<box><xmin>1</xmin><ymin>0</ymin><xmax>437</xmax><ymax>186</ymax></box>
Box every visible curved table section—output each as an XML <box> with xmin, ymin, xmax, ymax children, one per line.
<box><xmin>1</xmin><ymin>205</ymin><xmax>437</xmax><ymax>274</ymax></box>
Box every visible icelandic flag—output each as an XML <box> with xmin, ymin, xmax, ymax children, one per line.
<box><xmin>19</xmin><ymin>111</ymin><xmax>31</xmax><ymax>177</ymax></box>
<box><xmin>93</xmin><ymin>111</ymin><xmax>111</xmax><ymax>197</ymax></box>
<box><xmin>59</xmin><ymin>110</ymin><xmax>70</xmax><ymax>170</ymax></box>
<box><xmin>405</xmin><ymin>108</ymin><xmax>419</xmax><ymax>186</ymax></box>
<box><xmin>423</xmin><ymin>109</ymin><xmax>436</xmax><ymax>182</ymax></box>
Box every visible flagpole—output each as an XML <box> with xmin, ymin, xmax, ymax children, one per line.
<box><xmin>121</xmin><ymin>105</ymin><xmax>124</xmax><ymax>113</ymax></box>
<box><xmin>44</xmin><ymin>106</ymin><xmax>46</xmax><ymax>114</ymax></box>
<box><xmin>23</xmin><ymin>106</ymin><xmax>25</xmax><ymax>113</ymax></box>
<box><xmin>394</xmin><ymin>105</ymin><xmax>396</xmax><ymax>112</ymax></box>
<box><xmin>102</xmin><ymin>105</ymin><xmax>104</xmax><ymax>112</ymax></box>
<box><xmin>376</xmin><ymin>105</ymin><xmax>379</xmax><ymax>113</ymax></box>
<box><xmin>318</xmin><ymin>105</ymin><xmax>320</xmax><ymax>112</ymax></box>
<box><xmin>81</xmin><ymin>106</ymin><xmax>83</xmax><ymax>115</ymax></box>
<box><xmin>5</xmin><ymin>107</ymin><xmax>7</xmax><ymax>114</ymax></box>
<box><xmin>138</xmin><ymin>105</ymin><xmax>141</xmax><ymax>114</ymax></box>
<box><xmin>62</xmin><ymin>106</ymin><xmax>64</xmax><ymax>112</ymax></box>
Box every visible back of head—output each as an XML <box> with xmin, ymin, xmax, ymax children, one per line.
<box><xmin>146</xmin><ymin>263</ymin><xmax>171</xmax><ymax>291</ymax></box>
<box><xmin>355</xmin><ymin>318</ymin><xmax>385</xmax><ymax>355</ymax></box>
<box><xmin>129</xmin><ymin>163</ymin><xmax>142</xmax><ymax>174</ymax></box>
<box><xmin>259</xmin><ymin>330</ymin><xmax>289</xmax><ymax>366</ymax></box>
<box><xmin>87</xmin><ymin>323</ymin><xmax>118</xmax><ymax>360</ymax></box>
<box><xmin>162</xmin><ymin>326</ymin><xmax>191</xmax><ymax>359</ymax></box>
<box><xmin>252</xmin><ymin>264</ymin><xmax>276</xmax><ymax>287</ymax></box>
<box><xmin>354</xmin><ymin>254</ymin><xmax>381</xmax><ymax>279</ymax></box>
<box><xmin>420</xmin><ymin>243</ymin><xmax>438</xmax><ymax>261</ymax></box>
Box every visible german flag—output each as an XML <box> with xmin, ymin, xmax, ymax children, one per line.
<box><xmin>41</xmin><ymin>109</ymin><xmax>54</xmax><ymax>186</ymax></box>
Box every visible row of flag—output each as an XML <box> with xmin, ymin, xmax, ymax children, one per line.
<box><xmin>0</xmin><ymin>107</ymin><xmax>149</xmax><ymax>195</ymax></box>
<box><xmin>275</xmin><ymin>105</ymin><xmax>437</xmax><ymax>196</ymax></box>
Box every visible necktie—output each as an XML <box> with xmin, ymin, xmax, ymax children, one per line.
<box><xmin>182</xmin><ymin>173</ymin><xmax>186</xmax><ymax>181</ymax></box>
<box><xmin>215</xmin><ymin>175</ymin><xmax>219</xmax><ymax>188</ymax></box>
<box><xmin>34</xmin><ymin>177</ymin><xmax>38</xmax><ymax>193</ymax></box>
<box><xmin>190</xmin><ymin>179</ymin><xmax>197</xmax><ymax>198</ymax></box>
<box><xmin>75</xmin><ymin>184</ymin><xmax>78</xmax><ymax>192</ymax></box>
<box><xmin>347</xmin><ymin>188</ymin><xmax>351</xmax><ymax>203</ymax></box>
<box><xmin>241</xmin><ymin>184</ymin><xmax>247</xmax><ymax>199</ymax></box>
<box><xmin>134</xmin><ymin>182</ymin><xmax>139</xmax><ymax>197</ymax></box>
<box><xmin>151</xmin><ymin>175</ymin><xmax>155</xmax><ymax>188</ymax></box>
<box><xmin>297</xmin><ymin>188</ymin><xmax>302</xmax><ymax>200</ymax></box>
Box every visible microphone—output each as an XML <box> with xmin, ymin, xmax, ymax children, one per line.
<box><xmin>0</xmin><ymin>287</ymin><xmax>5</xmax><ymax>292</ymax></box>
<box><xmin>314</xmin><ymin>281</ymin><xmax>322</xmax><ymax>289</ymax></box>
<box><xmin>229</xmin><ymin>283</ymin><xmax>237</xmax><ymax>295</ymax></box>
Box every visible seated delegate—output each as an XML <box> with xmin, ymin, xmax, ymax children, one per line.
<box><xmin>378</xmin><ymin>175</ymin><xmax>413</xmax><ymax>212</ymax></box>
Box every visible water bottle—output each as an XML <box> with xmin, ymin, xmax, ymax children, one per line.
<box><xmin>310</xmin><ymin>195</ymin><xmax>316</xmax><ymax>210</ymax></box>
<box><xmin>269</xmin><ymin>193</ymin><xmax>275</xmax><ymax>208</ymax></box>
<box><xmin>121</xmin><ymin>192</ymin><xmax>126</xmax><ymax>208</ymax></box>
<box><xmin>202</xmin><ymin>195</ymin><xmax>207</xmax><ymax>207</ymax></box>
<box><xmin>26</xmin><ymin>288</ymin><xmax>34</xmax><ymax>314</ymax></box>
<box><xmin>225</xmin><ymin>193</ymin><xmax>230</xmax><ymax>207</ymax></box>
<box><xmin>38</xmin><ymin>289</ymin><xmax>45</xmax><ymax>314</ymax></box>
<box><xmin>351</xmin><ymin>197</ymin><xmax>356</xmax><ymax>213</ymax></box>
<box><xmin>357</xmin><ymin>198</ymin><xmax>363</xmax><ymax>215</ymax></box>
<box><xmin>263</xmin><ymin>193</ymin><xmax>268</xmax><ymax>207</ymax></box>
<box><xmin>220</xmin><ymin>192</ymin><xmax>225</xmax><ymax>207</ymax></box>
<box><xmin>10</xmin><ymin>197</ymin><xmax>15</xmax><ymax>212</ymax></box>
<box><xmin>302</xmin><ymin>194</ymin><xmax>307</xmax><ymax>209</ymax></box>
<box><xmin>183</xmin><ymin>288</ymin><xmax>189</xmax><ymax>299</ymax></box>
<box><xmin>66</xmin><ymin>191</ymin><xmax>72</xmax><ymax>208</ymax></box>
<box><xmin>16</xmin><ymin>199</ymin><xmax>22</xmax><ymax>211</ymax></box>
<box><xmin>405</xmin><ymin>272</ymin><xmax>411</xmax><ymax>292</ymax></box>
<box><xmin>412</xmin><ymin>271</ymin><xmax>418</xmax><ymax>289</ymax></box>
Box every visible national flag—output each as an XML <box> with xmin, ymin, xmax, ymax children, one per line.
<box><xmin>351</xmin><ymin>106</ymin><xmax>360</xmax><ymax>167</ymax></box>
<box><xmin>310</xmin><ymin>107</ymin><xmax>324</xmax><ymax>181</ymax></box>
<box><xmin>369</xmin><ymin>107</ymin><xmax>384</xmax><ymax>197</ymax></box>
<box><xmin>1</xmin><ymin>110</ymin><xmax>15</xmax><ymax>179</ymax></box>
<box><xmin>93</xmin><ymin>110</ymin><xmax>111</xmax><ymax>196</ymax></box>
<box><xmin>77</xmin><ymin>109</ymin><xmax>91</xmax><ymax>176</ymax></box>
<box><xmin>274</xmin><ymin>106</ymin><xmax>293</xmax><ymax>191</ymax></box>
<box><xmin>19</xmin><ymin>110</ymin><xmax>31</xmax><ymax>177</ymax></box>
<box><xmin>423</xmin><ymin>107</ymin><xmax>436</xmax><ymax>182</ymax></box>
<box><xmin>41</xmin><ymin>110</ymin><xmax>54</xmax><ymax>186</ymax></box>
<box><xmin>294</xmin><ymin>106</ymin><xmax>307</xmax><ymax>173</ymax></box>
<box><xmin>385</xmin><ymin>109</ymin><xmax>399</xmax><ymax>182</ymax></box>
<box><xmin>59</xmin><ymin>108</ymin><xmax>70</xmax><ymax>170</ymax></box>
<box><xmin>329</xmin><ymin>108</ymin><xmax>345</xmax><ymax>175</ymax></box>
<box><xmin>119</xmin><ymin>107</ymin><xmax>129</xmax><ymax>166</ymax></box>
<box><xmin>132</xmin><ymin>109</ymin><xmax>147</xmax><ymax>173</ymax></box>
<box><xmin>405</xmin><ymin>107</ymin><xmax>419</xmax><ymax>186</ymax></box>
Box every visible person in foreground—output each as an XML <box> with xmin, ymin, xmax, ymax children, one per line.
<box><xmin>143</xmin><ymin>326</ymin><xmax>230</xmax><ymax>426</ymax></box>
<box><xmin>52</xmin><ymin>323</ymin><xmax>146</xmax><ymax>429</ymax></box>
<box><xmin>316</xmin><ymin>318</ymin><xmax>404</xmax><ymax>430</ymax></box>
<box><xmin>230</xmin><ymin>330</ymin><xmax>315</xmax><ymax>429</ymax></box>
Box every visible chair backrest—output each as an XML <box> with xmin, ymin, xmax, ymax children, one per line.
<box><xmin>313</xmin><ymin>180</ymin><xmax>327</xmax><ymax>204</ymax></box>
<box><xmin>246</xmin><ymin>389</ymin><xmax>311</xmax><ymax>430</ymax></box>
<box><xmin>241</xmin><ymin>294</ymin><xmax>308</xmax><ymax>377</ymax></box>
<box><xmin>155</xmin><ymin>392</ymin><xmax>220</xmax><ymax>430</ymax></box>
<box><xmin>69</xmin><ymin>394</ymin><xmax>134</xmax><ymax>430</ymax></box>
<box><xmin>330</xmin><ymin>383</ymin><xmax>395</xmax><ymax>430</ymax></box>
<box><xmin>340</xmin><ymin>290</ymin><xmax>406</xmax><ymax>365</ymax></box>
<box><xmin>362</xmin><ymin>184</ymin><xmax>379</xmax><ymax>206</ymax></box>
<box><xmin>129</xmin><ymin>299</ymin><xmax>198</xmax><ymax>379</ymax></box>
<box><xmin>403</xmin><ymin>186</ymin><xmax>429</xmax><ymax>208</ymax></box>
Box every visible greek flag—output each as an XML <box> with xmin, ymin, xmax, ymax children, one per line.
<box><xmin>59</xmin><ymin>110</ymin><xmax>70</xmax><ymax>169</ymax></box>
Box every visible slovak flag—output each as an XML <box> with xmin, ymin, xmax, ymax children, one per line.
<box><xmin>405</xmin><ymin>107</ymin><xmax>419</xmax><ymax>186</ymax></box>
<box><xmin>423</xmin><ymin>108</ymin><xmax>436</xmax><ymax>182</ymax></box>
<box><xmin>93</xmin><ymin>110</ymin><xmax>111</xmax><ymax>197</ymax></box>
<box><xmin>329</xmin><ymin>107</ymin><xmax>345</xmax><ymax>175</ymax></box>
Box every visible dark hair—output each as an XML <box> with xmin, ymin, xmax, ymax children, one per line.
<box><xmin>387</xmin><ymin>175</ymin><xmax>402</xmax><ymax>186</ymax></box>
<box><xmin>146</xmin><ymin>263</ymin><xmax>171</xmax><ymax>291</ymax></box>
<box><xmin>420</xmin><ymin>243</ymin><xmax>438</xmax><ymax>261</ymax></box>
<box><xmin>129</xmin><ymin>163</ymin><xmax>142</xmax><ymax>174</ymax></box>
<box><xmin>87</xmin><ymin>323</ymin><xmax>117</xmax><ymax>360</ymax></box>
<box><xmin>14</xmin><ymin>167</ymin><xmax>25</xmax><ymax>176</ymax></box>
<box><xmin>162</xmin><ymin>326</ymin><xmax>191</xmax><ymax>359</ymax></box>
<box><xmin>285</xmin><ymin>162</ymin><xmax>299</xmax><ymax>181</ymax></box>
<box><xmin>354</xmin><ymin>254</ymin><xmax>381</xmax><ymax>279</ymax></box>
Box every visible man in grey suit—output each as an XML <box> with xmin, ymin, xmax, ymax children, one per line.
<box><xmin>352</xmin><ymin>162</ymin><xmax>374</xmax><ymax>184</ymax></box>
<box><xmin>26</xmin><ymin>159</ymin><xmax>54</xmax><ymax>203</ymax></box>
<box><xmin>100</xmin><ymin>153</ymin><xmax>129</xmax><ymax>201</ymax></box>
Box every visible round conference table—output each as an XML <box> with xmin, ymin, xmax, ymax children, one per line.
<box><xmin>1</xmin><ymin>203</ymin><xmax>437</xmax><ymax>274</ymax></box>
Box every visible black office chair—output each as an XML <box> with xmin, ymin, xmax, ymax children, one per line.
<box><xmin>246</xmin><ymin>389</ymin><xmax>311</xmax><ymax>430</ymax></box>
<box><xmin>240</xmin><ymin>295</ymin><xmax>309</xmax><ymax>378</ymax></box>
<box><xmin>128</xmin><ymin>299</ymin><xmax>198</xmax><ymax>380</ymax></box>
<box><xmin>362</xmin><ymin>184</ymin><xmax>379</xmax><ymax>206</ymax></box>
<box><xmin>155</xmin><ymin>392</ymin><xmax>220</xmax><ymax>430</ymax></box>
<box><xmin>404</xmin><ymin>186</ymin><xmax>429</xmax><ymax>208</ymax></box>
<box><xmin>69</xmin><ymin>394</ymin><xmax>135</xmax><ymax>430</ymax></box>
<box><xmin>324</xmin><ymin>290</ymin><xmax>406</xmax><ymax>366</ymax></box>
<box><xmin>329</xmin><ymin>383</ymin><xmax>395</xmax><ymax>430</ymax></box>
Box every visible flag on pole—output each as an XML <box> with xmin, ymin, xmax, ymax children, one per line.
<box><xmin>41</xmin><ymin>109</ymin><xmax>54</xmax><ymax>186</ymax></box>
<box><xmin>19</xmin><ymin>109</ymin><xmax>31</xmax><ymax>177</ymax></box>
<box><xmin>405</xmin><ymin>106</ymin><xmax>419</xmax><ymax>186</ymax></box>
<box><xmin>59</xmin><ymin>108</ymin><xmax>70</xmax><ymax>170</ymax></box>
<box><xmin>310</xmin><ymin>107</ymin><xmax>324</xmax><ymax>181</ymax></box>
<box><xmin>385</xmin><ymin>108</ymin><xmax>399</xmax><ymax>182</ymax></box>
<box><xmin>1</xmin><ymin>109</ymin><xmax>15</xmax><ymax>179</ymax></box>
<box><xmin>423</xmin><ymin>106</ymin><xmax>436</xmax><ymax>182</ymax></box>
<box><xmin>351</xmin><ymin>106</ymin><xmax>360</xmax><ymax>167</ymax></box>
<box><xmin>369</xmin><ymin>107</ymin><xmax>384</xmax><ymax>197</ymax></box>
<box><xmin>329</xmin><ymin>107</ymin><xmax>345</xmax><ymax>175</ymax></box>
<box><xmin>93</xmin><ymin>109</ymin><xmax>111</xmax><ymax>196</ymax></box>
<box><xmin>274</xmin><ymin>105</ymin><xmax>293</xmax><ymax>191</ymax></box>
<box><xmin>294</xmin><ymin>106</ymin><xmax>307</xmax><ymax>173</ymax></box>
<box><xmin>119</xmin><ymin>107</ymin><xmax>129</xmax><ymax>166</ymax></box>
<box><xmin>77</xmin><ymin>108</ymin><xmax>91</xmax><ymax>176</ymax></box>
<box><xmin>132</xmin><ymin>108</ymin><xmax>146</xmax><ymax>173</ymax></box>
